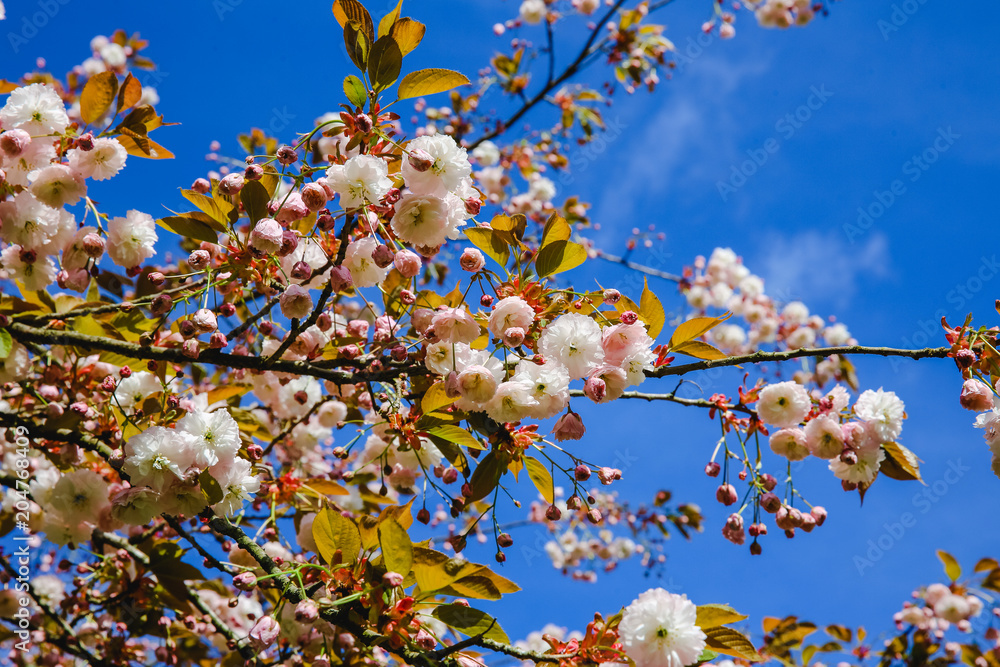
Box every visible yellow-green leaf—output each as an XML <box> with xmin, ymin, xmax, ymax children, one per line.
<box><xmin>344</xmin><ymin>20</ymin><xmax>370</xmax><ymax>70</ymax></box>
<box><xmin>639</xmin><ymin>277</ymin><xmax>666</xmax><ymax>339</ymax></box>
<box><xmin>181</xmin><ymin>190</ymin><xmax>233</xmax><ymax>228</ymax></box>
<box><xmin>696</xmin><ymin>604</ymin><xmax>749</xmax><ymax>629</ymax></box>
<box><xmin>421</xmin><ymin>382</ymin><xmax>456</xmax><ymax>414</ymax></box>
<box><xmin>880</xmin><ymin>442</ymin><xmax>922</xmax><ymax>482</ymax></box>
<box><xmin>535</xmin><ymin>240</ymin><xmax>586</xmax><ymax>278</ymax></box>
<box><xmin>668</xmin><ymin>313</ymin><xmax>732</xmax><ymax>348</ymax></box>
<box><xmin>541</xmin><ymin>214</ymin><xmax>571</xmax><ymax>248</ymax></box>
<box><xmin>81</xmin><ymin>71</ymin><xmax>118</xmax><ymax>125</ymax></box>
<box><xmin>426</xmin><ymin>425</ymin><xmax>484</xmax><ymax>450</ymax></box>
<box><xmin>379</xmin><ymin>518</ymin><xmax>413</xmax><ymax>576</ymax></box>
<box><xmin>344</xmin><ymin>74</ymin><xmax>368</xmax><ymax>108</ymax></box>
<box><xmin>398</xmin><ymin>68</ymin><xmax>469</xmax><ymax>100</ymax></box>
<box><xmin>937</xmin><ymin>550</ymin><xmax>961</xmax><ymax>582</ymax></box>
<box><xmin>523</xmin><ymin>455</ymin><xmax>554</xmax><ymax>504</ymax></box>
<box><xmin>432</xmin><ymin>604</ymin><xmax>509</xmax><ymax>644</ymax></box>
<box><xmin>672</xmin><ymin>340</ymin><xmax>728</xmax><ymax>361</ymax></box>
<box><xmin>704</xmin><ymin>627</ymin><xmax>762</xmax><ymax>662</ymax></box>
<box><xmin>240</xmin><ymin>181</ymin><xmax>270</xmax><ymax>226</ymax></box>
<box><xmin>390</xmin><ymin>18</ymin><xmax>426</xmax><ymax>56</ymax></box>
<box><xmin>333</xmin><ymin>0</ymin><xmax>374</xmax><ymax>41</ymax></box>
<box><xmin>313</xmin><ymin>508</ymin><xmax>362</xmax><ymax>564</ymax></box>
<box><xmin>464</xmin><ymin>227</ymin><xmax>510</xmax><ymax>267</ymax></box>
<box><xmin>0</xmin><ymin>330</ymin><xmax>12</xmax><ymax>359</ymax></box>
<box><xmin>157</xmin><ymin>216</ymin><xmax>219</xmax><ymax>245</ymax></box>
<box><xmin>378</xmin><ymin>0</ymin><xmax>403</xmax><ymax>37</ymax></box>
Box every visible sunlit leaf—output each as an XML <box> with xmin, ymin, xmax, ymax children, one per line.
<box><xmin>696</xmin><ymin>604</ymin><xmax>748</xmax><ymax>629</ymax></box>
<box><xmin>156</xmin><ymin>216</ymin><xmax>219</xmax><ymax>245</ymax></box>
<box><xmin>378</xmin><ymin>519</ymin><xmax>413</xmax><ymax>576</ymax></box>
<box><xmin>390</xmin><ymin>18</ymin><xmax>426</xmax><ymax>56</ymax></box>
<box><xmin>81</xmin><ymin>71</ymin><xmax>118</xmax><ymax>125</ymax></box>
<box><xmin>313</xmin><ymin>507</ymin><xmax>362</xmax><ymax>564</ymax></box>
<box><xmin>704</xmin><ymin>627</ymin><xmax>762</xmax><ymax>662</ymax></box>
<box><xmin>669</xmin><ymin>313</ymin><xmax>732</xmax><ymax>348</ymax></box>
<box><xmin>937</xmin><ymin>550</ymin><xmax>961</xmax><ymax>582</ymax></box>
<box><xmin>672</xmin><ymin>340</ymin><xmax>728</xmax><ymax>361</ymax></box>
<box><xmin>368</xmin><ymin>36</ymin><xmax>403</xmax><ymax>91</ymax></box>
<box><xmin>432</xmin><ymin>604</ymin><xmax>509</xmax><ymax>644</ymax></box>
<box><xmin>523</xmin><ymin>455</ymin><xmax>554</xmax><ymax>504</ymax></box>
<box><xmin>332</xmin><ymin>0</ymin><xmax>374</xmax><ymax>41</ymax></box>
<box><xmin>639</xmin><ymin>277</ymin><xmax>666</xmax><ymax>339</ymax></box>
<box><xmin>344</xmin><ymin>74</ymin><xmax>368</xmax><ymax>108</ymax></box>
<box><xmin>397</xmin><ymin>68</ymin><xmax>469</xmax><ymax>100</ymax></box>
<box><xmin>426</xmin><ymin>425</ymin><xmax>484</xmax><ymax>450</ymax></box>
<box><xmin>464</xmin><ymin>227</ymin><xmax>509</xmax><ymax>267</ymax></box>
<box><xmin>535</xmin><ymin>240</ymin><xmax>586</xmax><ymax>278</ymax></box>
<box><xmin>378</xmin><ymin>0</ymin><xmax>403</xmax><ymax>38</ymax></box>
<box><xmin>880</xmin><ymin>442</ymin><xmax>922</xmax><ymax>482</ymax></box>
<box><xmin>421</xmin><ymin>382</ymin><xmax>456</xmax><ymax>414</ymax></box>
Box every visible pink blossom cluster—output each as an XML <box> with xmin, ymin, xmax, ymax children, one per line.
<box><xmin>894</xmin><ymin>583</ymin><xmax>985</xmax><ymax>636</ymax></box>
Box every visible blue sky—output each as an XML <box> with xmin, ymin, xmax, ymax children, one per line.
<box><xmin>5</xmin><ymin>0</ymin><xmax>1000</xmax><ymax>652</ymax></box>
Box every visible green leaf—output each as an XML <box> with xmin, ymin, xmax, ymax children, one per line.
<box><xmin>240</xmin><ymin>181</ymin><xmax>271</xmax><ymax>226</ymax></box>
<box><xmin>541</xmin><ymin>214</ymin><xmax>571</xmax><ymax>248</ymax></box>
<box><xmin>397</xmin><ymin>68</ymin><xmax>469</xmax><ymax>100</ymax></box>
<box><xmin>421</xmin><ymin>382</ymin><xmax>457</xmax><ymax>414</ymax></box>
<box><xmin>157</xmin><ymin>216</ymin><xmax>219</xmax><ymax>245</ymax></box>
<box><xmin>696</xmin><ymin>604</ymin><xmax>749</xmax><ymax>629</ymax></box>
<box><xmin>672</xmin><ymin>340</ymin><xmax>728</xmax><ymax>361</ymax></box>
<box><xmin>535</xmin><ymin>240</ymin><xmax>586</xmax><ymax>278</ymax></box>
<box><xmin>368</xmin><ymin>36</ymin><xmax>403</xmax><ymax>91</ymax></box>
<box><xmin>464</xmin><ymin>227</ymin><xmax>510</xmax><ymax>267</ymax></box>
<box><xmin>180</xmin><ymin>189</ymin><xmax>232</xmax><ymax>229</ymax></box>
<box><xmin>344</xmin><ymin>74</ymin><xmax>368</xmax><ymax>108</ymax></box>
<box><xmin>332</xmin><ymin>0</ymin><xmax>374</xmax><ymax>42</ymax></box>
<box><xmin>669</xmin><ymin>314</ymin><xmax>732</xmax><ymax>348</ymax></box>
<box><xmin>639</xmin><ymin>277</ymin><xmax>666</xmax><ymax>339</ymax></box>
<box><xmin>0</xmin><ymin>330</ymin><xmax>12</xmax><ymax>359</ymax></box>
<box><xmin>378</xmin><ymin>518</ymin><xmax>413</xmax><ymax>576</ymax></box>
<box><xmin>704</xmin><ymin>627</ymin><xmax>762</xmax><ymax>662</ymax></box>
<box><xmin>468</xmin><ymin>451</ymin><xmax>505</xmax><ymax>502</ymax></box>
<box><xmin>313</xmin><ymin>507</ymin><xmax>362</xmax><ymax>564</ymax></box>
<box><xmin>378</xmin><ymin>0</ymin><xmax>403</xmax><ymax>38</ymax></box>
<box><xmin>426</xmin><ymin>426</ymin><xmax>484</xmax><ymax>450</ymax></box>
<box><xmin>937</xmin><ymin>550</ymin><xmax>961</xmax><ymax>582</ymax></box>
<box><xmin>80</xmin><ymin>71</ymin><xmax>119</xmax><ymax>125</ymax></box>
<box><xmin>390</xmin><ymin>18</ymin><xmax>426</xmax><ymax>56</ymax></box>
<box><xmin>523</xmin><ymin>456</ymin><xmax>554</xmax><ymax>504</ymax></box>
<box><xmin>432</xmin><ymin>604</ymin><xmax>509</xmax><ymax>644</ymax></box>
<box><xmin>697</xmin><ymin>649</ymin><xmax>720</xmax><ymax>663</ymax></box>
<box><xmin>344</xmin><ymin>20</ymin><xmax>370</xmax><ymax>70</ymax></box>
<box><xmin>880</xmin><ymin>442</ymin><xmax>922</xmax><ymax>482</ymax></box>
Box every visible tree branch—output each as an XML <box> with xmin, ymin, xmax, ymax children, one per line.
<box><xmin>649</xmin><ymin>345</ymin><xmax>953</xmax><ymax>378</ymax></box>
<box><xmin>569</xmin><ymin>389</ymin><xmax>754</xmax><ymax>413</ymax></box>
<box><xmin>594</xmin><ymin>250</ymin><xmax>682</xmax><ymax>282</ymax></box>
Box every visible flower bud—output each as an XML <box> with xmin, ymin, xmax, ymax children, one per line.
<box><xmin>280</xmin><ymin>284</ymin><xmax>313</xmax><ymax>320</ymax></box>
<box><xmin>182</xmin><ymin>339</ymin><xmax>200</xmax><ymax>359</ymax></box>
<box><xmin>603</xmin><ymin>289</ymin><xmax>621</xmax><ymax>305</ymax></box>
<box><xmin>394</xmin><ymin>249</ymin><xmax>422</xmax><ymax>278</ymax></box>
<box><xmin>383</xmin><ymin>571</ymin><xmax>405</xmax><ymax>587</ymax></box>
<box><xmin>760</xmin><ymin>473</ymin><xmax>777</xmax><ymax>491</ymax></box>
<box><xmin>620</xmin><ymin>310</ymin><xmax>639</xmax><ymax>325</ymax></box>
<box><xmin>250</xmin><ymin>218</ymin><xmax>283</xmax><ymax>255</ymax></box>
<box><xmin>245</xmin><ymin>163</ymin><xmax>264</xmax><ymax>181</ymax></box>
<box><xmin>704</xmin><ymin>462</ymin><xmax>721</xmax><ymax>477</ymax></box>
<box><xmin>597</xmin><ymin>467</ymin><xmax>621</xmax><ymax>485</ymax></box>
<box><xmin>587</xmin><ymin>508</ymin><xmax>603</xmax><ymax>524</ymax></box>
<box><xmin>552</xmin><ymin>412</ymin><xmax>586</xmax><ymax>441</ymax></box>
<box><xmin>584</xmin><ymin>376</ymin><xmax>607</xmax><ymax>403</ymax></box>
<box><xmin>480</xmin><ymin>294</ymin><xmax>494</xmax><ymax>307</ymax></box>
<box><xmin>192</xmin><ymin>308</ymin><xmax>218</xmax><ymax>334</ymax></box>
<box><xmin>82</xmin><ymin>233</ymin><xmax>105</xmax><ymax>258</ymax></box>
<box><xmin>218</xmin><ymin>172</ymin><xmax>244</xmax><ymax>196</ymax></box>
<box><xmin>209</xmin><ymin>332</ymin><xmax>228</xmax><ymax>349</ymax></box>
<box><xmin>566</xmin><ymin>495</ymin><xmax>582</xmax><ymax>510</ymax></box>
<box><xmin>760</xmin><ymin>492</ymin><xmax>781</xmax><ymax>513</ymax></box>
<box><xmin>716</xmin><ymin>483</ymin><xmax>739</xmax><ymax>506</ymax></box>
<box><xmin>960</xmin><ymin>378</ymin><xmax>995</xmax><ymax>412</ymax></box>
<box><xmin>460</xmin><ymin>248</ymin><xmax>486</xmax><ymax>273</ymax></box>
<box><xmin>178</xmin><ymin>319</ymin><xmax>197</xmax><ymax>339</ymax></box>
<box><xmin>502</xmin><ymin>326</ymin><xmax>525</xmax><ymax>348</ymax></box>
<box><xmin>301</xmin><ymin>182</ymin><xmax>329</xmax><ymax>211</ymax></box>
<box><xmin>497</xmin><ymin>533</ymin><xmax>513</xmax><ymax>548</ymax></box>
<box><xmin>330</xmin><ymin>265</ymin><xmax>353</xmax><ymax>292</ymax></box>
<box><xmin>279</xmin><ymin>230</ymin><xmax>299</xmax><ymax>256</ymax></box>
<box><xmin>955</xmin><ymin>348</ymin><xmax>977</xmax><ymax>369</ymax></box>
<box><xmin>373</xmin><ymin>244</ymin><xmax>395</xmax><ymax>269</ymax></box>
<box><xmin>442</xmin><ymin>467</ymin><xmax>459</xmax><ymax>484</ymax></box>
<box><xmin>233</xmin><ymin>572</ymin><xmax>257</xmax><ymax>591</ymax></box>
<box><xmin>545</xmin><ymin>504</ymin><xmax>562</xmax><ymax>521</ymax></box>
<box><xmin>290</xmin><ymin>261</ymin><xmax>313</xmax><ymax>281</ymax></box>
<box><xmin>407</xmin><ymin>148</ymin><xmax>433</xmax><ymax>172</ymax></box>
<box><xmin>810</xmin><ymin>506</ymin><xmax>827</xmax><ymax>526</ymax></box>
<box><xmin>294</xmin><ymin>600</ymin><xmax>319</xmax><ymax>623</ymax></box>
<box><xmin>191</xmin><ymin>178</ymin><xmax>211</xmax><ymax>194</ymax></box>
<box><xmin>355</xmin><ymin>114</ymin><xmax>373</xmax><ymax>133</ymax></box>
<box><xmin>417</xmin><ymin>508</ymin><xmax>431</xmax><ymax>524</ymax></box>
<box><xmin>574</xmin><ymin>464</ymin><xmax>592</xmax><ymax>481</ymax></box>
<box><xmin>0</xmin><ymin>129</ymin><xmax>30</xmax><ymax>158</ymax></box>
<box><xmin>750</xmin><ymin>542</ymin><xmax>762</xmax><ymax>555</ymax></box>
<box><xmin>76</xmin><ymin>132</ymin><xmax>95</xmax><ymax>151</ymax></box>
<box><xmin>248</xmin><ymin>616</ymin><xmax>280</xmax><ymax>651</ymax></box>
<box><xmin>276</xmin><ymin>145</ymin><xmax>298</xmax><ymax>166</ymax></box>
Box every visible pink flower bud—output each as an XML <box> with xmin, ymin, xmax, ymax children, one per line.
<box><xmin>354</xmin><ymin>114</ymin><xmax>373</xmax><ymax>133</ymax></box>
<box><xmin>603</xmin><ymin>289</ymin><xmax>621</xmax><ymax>305</ymax></box>
<box><xmin>442</xmin><ymin>467</ymin><xmax>458</xmax><ymax>484</ymax></box>
<box><xmin>290</xmin><ymin>261</ymin><xmax>312</xmax><ymax>281</ymax></box>
<box><xmin>294</xmin><ymin>600</ymin><xmax>319</xmax><ymax>623</ymax></box>
<box><xmin>58</xmin><ymin>268</ymin><xmax>90</xmax><ymax>292</ymax></box>
<box><xmin>394</xmin><ymin>249</ymin><xmax>422</xmax><ymax>278</ymax></box>
<box><xmin>552</xmin><ymin>412</ymin><xmax>586</xmax><ymax>442</ymax></box>
<box><xmin>147</xmin><ymin>272</ymin><xmax>166</xmax><ymax>288</ymax></box>
<box><xmin>566</xmin><ymin>495</ymin><xmax>582</xmax><ymax>510</ymax></box>
<box><xmin>704</xmin><ymin>462</ymin><xmax>721</xmax><ymax>477</ymax></box>
<box><xmin>760</xmin><ymin>473</ymin><xmax>777</xmax><ymax>491</ymax></box>
<box><xmin>192</xmin><ymin>308</ymin><xmax>218</xmax><ymax>333</ymax></box>
<box><xmin>497</xmin><ymin>533</ymin><xmax>513</xmax><ymax>548</ymax></box>
<box><xmin>219</xmin><ymin>302</ymin><xmax>236</xmax><ymax>317</ymax></box>
<box><xmin>82</xmin><ymin>233</ymin><xmax>105</xmax><ymax>258</ymax></box>
<box><xmin>407</xmin><ymin>148</ymin><xmax>433</xmax><ymax>172</ymax></box>
<box><xmin>233</xmin><ymin>572</ymin><xmax>257</xmax><ymax>591</ymax></box>
<box><xmin>280</xmin><ymin>285</ymin><xmax>313</xmax><ymax>320</ymax></box>
<box><xmin>383</xmin><ymin>571</ymin><xmax>405</xmax><ymax>587</ymax></box>
<box><xmin>760</xmin><ymin>492</ymin><xmax>781</xmax><ymax>513</ymax></box>
<box><xmin>0</xmin><ymin>129</ymin><xmax>30</xmax><ymax>158</ymax></box>
<box><xmin>178</xmin><ymin>319</ymin><xmax>197</xmax><ymax>339</ymax></box>
<box><xmin>574</xmin><ymin>464</ymin><xmax>591</xmax><ymax>481</ymax></box>
<box><xmin>76</xmin><ymin>132</ymin><xmax>95</xmax><ymax>151</ymax></box>
<box><xmin>460</xmin><ymin>248</ymin><xmax>486</xmax><ymax>273</ymax></box>
<box><xmin>250</xmin><ymin>218</ymin><xmax>283</xmax><ymax>255</ymax></box>
<box><xmin>279</xmin><ymin>230</ymin><xmax>299</xmax><ymax>256</ymax></box>
<box><xmin>209</xmin><ymin>332</ymin><xmax>228</xmax><ymax>349</ymax></box>
<box><xmin>587</xmin><ymin>508</ymin><xmax>603</xmax><ymax>524</ymax></box>
<box><xmin>597</xmin><ymin>467</ymin><xmax>621</xmax><ymax>485</ymax></box>
<box><xmin>191</xmin><ymin>178</ymin><xmax>211</xmax><ymax>194</ymax></box>
<box><xmin>480</xmin><ymin>294</ymin><xmax>494</xmax><ymax>307</ymax></box>
<box><xmin>584</xmin><ymin>376</ymin><xmax>607</xmax><ymax>402</ymax></box>
<box><xmin>245</xmin><ymin>164</ymin><xmax>264</xmax><ymax>181</ymax></box>
<box><xmin>182</xmin><ymin>339</ymin><xmax>200</xmax><ymax>359</ymax></box>
<box><xmin>545</xmin><ymin>504</ymin><xmax>562</xmax><ymax>521</ymax></box>
<box><xmin>955</xmin><ymin>348</ymin><xmax>977</xmax><ymax>369</ymax></box>
<box><xmin>502</xmin><ymin>326</ymin><xmax>525</xmax><ymax>348</ymax></box>
<box><xmin>248</xmin><ymin>615</ymin><xmax>280</xmax><ymax>651</ymax></box>
<box><xmin>960</xmin><ymin>379</ymin><xmax>995</xmax><ymax>412</ymax></box>
<box><xmin>330</xmin><ymin>264</ymin><xmax>353</xmax><ymax>292</ymax></box>
<box><xmin>373</xmin><ymin>244</ymin><xmax>395</xmax><ymax>269</ymax></box>
<box><xmin>620</xmin><ymin>310</ymin><xmax>639</xmax><ymax>325</ymax></box>
<box><xmin>218</xmin><ymin>172</ymin><xmax>244</xmax><ymax>196</ymax></box>
<box><xmin>347</xmin><ymin>320</ymin><xmax>369</xmax><ymax>337</ymax></box>
<box><xmin>464</xmin><ymin>197</ymin><xmax>482</xmax><ymax>216</ymax></box>
<box><xmin>716</xmin><ymin>483</ymin><xmax>739</xmax><ymax>506</ymax></box>
<box><xmin>276</xmin><ymin>145</ymin><xmax>298</xmax><ymax>166</ymax></box>
<box><xmin>301</xmin><ymin>182</ymin><xmax>328</xmax><ymax>211</ymax></box>
<box><xmin>810</xmin><ymin>506</ymin><xmax>827</xmax><ymax>526</ymax></box>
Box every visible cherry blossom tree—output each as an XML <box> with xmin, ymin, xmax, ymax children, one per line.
<box><xmin>1</xmin><ymin>1</ymin><xmax>999</xmax><ymax>666</ymax></box>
